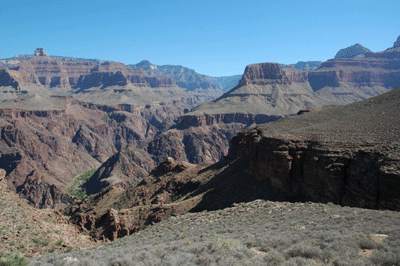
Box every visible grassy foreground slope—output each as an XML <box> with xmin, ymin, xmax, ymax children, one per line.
<box><xmin>31</xmin><ymin>200</ymin><xmax>400</xmax><ymax>265</ymax></box>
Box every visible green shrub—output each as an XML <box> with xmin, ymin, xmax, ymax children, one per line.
<box><xmin>211</xmin><ymin>233</ymin><xmax>242</xmax><ymax>251</ymax></box>
<box><xmin>370</xmin><ymin>250</ymin><xmax>400</xmax><ymax>266</ymax></box>
<box><xmin>68</xmin><ymin>168</ymin><xmax>97</xmax><ymax>200</ymax></box>
<box><xmin>32</xmin><ymin>238</ymin><xmax>49</xmax><ymax>246</ymax></box>
<box><xmin>284</xmin><ymin>242</ymin><xmax>323</xmax><ymax>260</ymax></box>
<box><xmin>0</xmin><ymin>253</ymin><xmax>29</xmax><ymax>266</ymax></box>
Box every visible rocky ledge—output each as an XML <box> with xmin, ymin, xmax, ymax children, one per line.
<box><xmin>238</xmin><ymin>63</ymin><xmax>291</xmax><ymax>86</ymax></box>
<box><xmin>229</xmin><ymin>87</ymin><xmax>400</xmax><ymax>210</ymax></box>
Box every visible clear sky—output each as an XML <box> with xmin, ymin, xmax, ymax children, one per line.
<box><xmin>1</xmin><ymin>0</ymin><xmax>399</xmax><ymax>76</ymax></box>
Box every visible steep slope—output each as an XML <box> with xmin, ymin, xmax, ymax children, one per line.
<box><xmin>0</xmin><ymin>95</ymin><xmax>196</xmax><ymax>208</ymax></box>
<box><xmin>7</xmin><ymin>48</ymin><xmax>95</xmax><ymax>90</ymax></box>
<box><xmin>64</xmin><ymin>87</ymin><xmax>400</xmax><ymax>242</ymax></box>
<box><xmin>189</xmin><ymin>63</ymin><xmax>323</xmax><ymax>116</ymax></box>
<box><xmin>64</xmin><ymin>156</ymin><xmax>277</xmax><ymax>240</ymax></box>
<box><xmin>230</xmin><ymin>86</ymin><xmax>400</xmax><ymax>210</ymax></box>
<box><xmin>0</xmin><ymin>169</ymin><xmax>95</xmax><ymax>257</ymax></box>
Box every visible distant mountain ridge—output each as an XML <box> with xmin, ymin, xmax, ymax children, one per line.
<box><xmin>281</xmin><ymin>61</ymin><xmax>322</xmax><ymax>71</ymax></box>
<box><xmin>129</xmin><ymin>60</ymin><xmax>226</xmax><ymax>95</ymax></box>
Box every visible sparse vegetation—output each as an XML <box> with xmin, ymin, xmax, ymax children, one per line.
<box><xmin>67</xmin><ymin>168</ymin><xmax>97</xmax><ymax>200</ymax></box>
<box><xmin>211</xmin><ymin>233</ymin><xmax>242</xmax><ymax>251</ymax></box>
<box><xmin>0</xmin><ymin>167</ymin><xmax>95</xmax><ymax>259</ymax></box>
<box><xmin>0</xmin><ymin>253</ymin><xmax>29</xmax><ymax>266</ymax></box>
<box><xmin>29</xmin><ymin>200</ymin><xmax>400</xmax><ymax>265</ymax></box>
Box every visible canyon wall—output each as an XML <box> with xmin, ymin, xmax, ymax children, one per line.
<box><xmin>229</xmin><ymin>87</ymin><xmax>400</xmax><ymax>210</ymax></box>
<box><xmin>0</xmin><ymin>96</ymin><xmax>197</xmax><ymax>208</ymax></box>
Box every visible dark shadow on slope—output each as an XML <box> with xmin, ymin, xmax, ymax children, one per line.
<box><xmin>187</xmin><ymin>157</ymin><xmax>292</xmax><ymax>212</ymax></box>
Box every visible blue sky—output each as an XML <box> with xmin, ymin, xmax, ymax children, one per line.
<box><xmin>1</xmin><ymin>0</ymin><xmax>399</xmax><ymax>76</ymax></box>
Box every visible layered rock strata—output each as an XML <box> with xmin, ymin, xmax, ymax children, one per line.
<box><xmin>229</xmin><ymin>87</ymin><xmax>400</xmax><ymax>210</ymax></box>
<box><xmin>2</xmin><ymin>49</ymin><xmax>185</xmax><ymax>96</ymax></box>
<box><xmin>143</xmin><ymin>63</ymin><xmax>325</xmax><ymax>166</ymax></box>
<box><xmin>0</xmin><ymin>95</ymin><xmax>197</xmax><ymax>208</ymax></box>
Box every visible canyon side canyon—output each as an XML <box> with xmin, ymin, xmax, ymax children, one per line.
<box><xmin>0</xmin><ymin>36</ymin><xmax>400</xmax><ymax>211</ymax></box>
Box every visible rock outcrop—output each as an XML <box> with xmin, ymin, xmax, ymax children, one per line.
<box><xmin>75</xmin><ymin>62</ymin><xmax>175</xmax><ymax>90</ymax></box>
<box><xmin>83</xmin><ymin>148</ymin><xmax>155</xmax><ymax>195</ymax></box>
<box><xmin>393</xmin><ymin>35</ymin><xmax>400</xmax><ymax>48</ymax></box>
<box><xmin>34</xmin><ymin>48</ymin><xmax>49</xmax><ymax>57</ymax></box>
<box><xmin>238</xmin><ymin>63</ymin><xmax>291</xmax><ymax>86</ymax></box>
<box><xmin>308</xmin><ymin>37</ymin><xmax>400</xmax><ymax>96</ymax></box>
<box><xmin>334</xmin><ymin>43</ymin><xmax>372</xmax><ymax>58</ymax></box>
<box><xmin>64</xmin><ymin>155</ymin><xmax>275</xmax><ymax>240</ymax></box>
<box><xmin>9</xmin><ymin>50</ymin><xmax>95</xmax><ymax>88</ymax></box>
<box><xmin>190</xmin><ymin>63</ymin><xmax>323</xmax><ymax>116</ymax></box>
<box><xmin>282</xmin><ymin>66</ymin><xmax>309</xmax><ymax>83</ymax></box>
<box><xmin>0</xmin><ymin>69</ymin><xmax>22</xmax><ymax>89</ymax></box>
<box><xmin>230</xmin><ymin>87</ymin><xmax>400</xmax><ymax>210</ymax></box>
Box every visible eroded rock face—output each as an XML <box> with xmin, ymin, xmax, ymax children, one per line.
<box><xmin>0</xmin><ymin>96</ymin><xmax>194</xmax><ymax>208</ymax></box>
<box><xmin>83</xmin><ymin>148</ymin><xmax>155</xmax><ymax>195</ymax></box>
<box><xmin>34</xmin><ymin>48</ymin><xmax>49</xmax><ymax>57</ymax></box>
<box><xmin>10</xmin><ymin>54</ymin><xmax>95</xmax><ymax>88</ymax></box>
<box><xmin>239</xmin><ymin>63</ymin><xmax>291</xmax><ymax>86</ymax></box>
<box><xmin>310</xmin><ymin>40</ymin><xmax>400</xmax><ymax>91</ymax></box>
<box><xmin>229</xmin><ymin>87</ymin><xmax>400</xmax><ymax>210</ymax></box>
<box><xmin>5</xmin><ymin>49</ymin><xmax>177</xmax><ymax>90</ymax></box>
<box><xmin>0</xmin><ymin>69</ymin><xmax>21</xmax><ymax>89</ymax></box>
<box><xmin>64</xmin><ymin>155</ymin><xmax>270</xmax><ymax>241</ymax></box>
<box><xmin>282</xmin><ymin>66</ymin><xmax>309</xmax><ymax>83</ymax></box>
